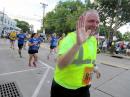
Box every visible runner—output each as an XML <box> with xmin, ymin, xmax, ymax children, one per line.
<box><xmin>47</xmin><ymin>33</ymin><xmax>58</xmax><ymax>60</ymax></box>
<box><xmin>50</xmin><ymin>9</ymin><xmax>101</xmax><ymax>97</ymax></box>
<box><xmin>28</xmin><ymin>33</ymin><xmax>40</xmax><ymax>67</ymax></box>
<box><xmin>23</xmin><ymin>32</ymin><xmax>29</xmax><ymax>50</ymax></box>
<box><xmin>17</xmin><ymin>31</ymin><xmax>26</xmax><ymax>58</ymax></box>
<box><xmin>37</xmin><ymin>33</ymin><xmax>43</xmax><ymax>50</ymax></box>
<box><xmin>9</xmin><ymin>31</ymin><xmax>17</xmax><ymax>49</ymax></box>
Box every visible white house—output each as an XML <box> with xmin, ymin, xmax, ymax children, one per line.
<box><xmin>0</xmin><ymin>11</ymin><xmax>21</xmax><ymax>36</ymax></box>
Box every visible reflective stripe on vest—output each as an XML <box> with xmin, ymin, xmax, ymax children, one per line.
<box><xmin>72</xmin><ymin>46</ymin><xmax>95</xmax><ymax>65</ymax></box>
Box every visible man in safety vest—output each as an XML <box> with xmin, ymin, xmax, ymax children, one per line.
<box><xmin>50</xmin><ymin>9</ymin><xmax>101</xmax><ymax>97</ymax></box>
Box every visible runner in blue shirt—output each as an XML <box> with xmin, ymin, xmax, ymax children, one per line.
<box><xmin>28</xmin><ymin>33</ymin><xmax>40</xmax><ymax>67</ymax></box>
<box><xmin>37</xmin><ymin>33</ymin><xmax>43</xmax><ymax>50</ymax></box>
<box><xmin>47</xmin><ymin>33</ymin><xmax>58</xmax><ymax>60</ymax></box>
<box><xmin>17</xmin><ymin>31</ymin><xmax>26</xmax><ymax>58</ymax></box>
<box><xmin>23</xmin><ymin>32</ymin><xmax>29</xmax><ymax>50</ymax></box>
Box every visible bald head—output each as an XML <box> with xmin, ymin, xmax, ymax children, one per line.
<box><xmin>82</xmin><ymin>9</ymin><xmax>99</xmax><ymax>18</ymax></box>
<box><xmin>81</xmin><ymin>9</ymin><xmax>100</xmax><ymax>33</ymax></box>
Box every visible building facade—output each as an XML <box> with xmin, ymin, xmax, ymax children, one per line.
<box><xmin>0</xmin><ymin>11</ymin><xmax>20</xmax><ymax>37</ymax></box>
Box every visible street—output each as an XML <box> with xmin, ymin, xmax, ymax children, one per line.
<box><xmin>0</xmin><ymin>39</ymin><xmax>130</xmax><ymax>97</ymax></box>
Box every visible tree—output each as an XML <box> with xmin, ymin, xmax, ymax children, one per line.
<box><xmin>92</xmin><ymin>0</ymin><xmax>130</xmax><ymax>39</ymax></box>
<box><xmin>84</xmin><ymin>0</ymin><xmax>130</xmax><ymax>53</ymax></box>
<box><xmin>44</xmin><ymin>0</ymin><xmax>130</xmax><ymax>38</ymax></box>
<box><xmin>44</xmin><ymin>0</ymin><xmax>85</xmax><ymax>35</ymax></box>
<box><xmin>99</xmin><ymin>25</ymin><xmax>108</xmax><ymax>37</ymax></box>
<box><xmin>14</xmin><ymin>19</ymin><xmax>30</xmax><ymax>32</ymax></box>
<box><xmin>116</xmin><ymin>31</ymin><xmax>123</xmax><ymax>41</ymax></box>
<box><xmin>123</xmin><ymin>32</ymin><xmax>130</xmax><ymax>41</ymax></box>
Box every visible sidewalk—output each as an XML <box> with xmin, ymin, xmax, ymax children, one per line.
<box><xmin>96</xmin><ymin>53</ymin><xmax>130</xmax><ymax>70</ymax></box>
<box><xmin>111</xmin><ymin>53</ymin><xmax>130</xmax><ymax>60</ymax></box>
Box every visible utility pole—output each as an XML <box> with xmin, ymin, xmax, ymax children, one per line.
<box><xmin>40</xmin><ymin>2</ymin><xmax>48</xmax><ymax>41</ymax></box>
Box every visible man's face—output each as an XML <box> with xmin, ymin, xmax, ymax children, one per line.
<box><xmin>85</xmin><ymin>13</ymin><xmax>100</xmax><ymax>35</ymax></box>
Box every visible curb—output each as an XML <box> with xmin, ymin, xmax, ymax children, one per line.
<box><xmin>112</xmin><ymin>54</ymin><xmax>130</xmax><ymax>60</ymax></box>
<box><xmin>96</xmin><ymin>61</ymin><xmax>129</xmax><ymax>70</ymax></box>
<box><xmin>103</xmin><ymin>53</ymin><xmax>130</xmax><ymax>60</ymax></box>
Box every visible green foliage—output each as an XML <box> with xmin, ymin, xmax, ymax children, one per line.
<box><xmin>99</xmin><ymin>25</ymin><xmax>107</xmax><ymax>36</ymax></box>
<box><xmin>95</xmin><ymin>0</ymin><xmax>130</xmax><ymax>39</ymax></box>
<box><xmin>43</xmin><ymin>0</ymin><xmax>130</xmax><ymax>38</ymax></box>
<box><xmin>44</xmin><ymin>0</ymin><xmax>85</xmax><ymax>34</ymax></box>
<box><xmin>84</xmin><ymin>0</ymin><xmax>130</xmax><ymax>40</ymax></box>
<box><xmin>123</xmin><ymin>32</ymin><xmax>130</xmax><ymax>41</ymax></box>
<box><xmin>116</xmin><ymin>31</ymin><xmax>123</xmax><ymax>41</ymax></box>
<box><xmin>14</xmin><ymin>19</ymin><xmax>30</xmax><ymax>32</ymax></box>
<box><xmin>97</xmin><ymin>0</ymin><xmax>130</xmax><ymax>27</ymax></box>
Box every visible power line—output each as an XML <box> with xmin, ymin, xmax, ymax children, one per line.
<box><xmin>0</xmin><ymin>9</ymin><xmax>42</xmax><ymax>22</ymax></box>
<box><xmin>44</xmin><ymin>14</ymin><xmax>80</xmax><ymax>23</ymax></box>
<box><xmin>11</xmin><ymin>15</ymin><xmax>41</xmax><ymax>22</ymax></box>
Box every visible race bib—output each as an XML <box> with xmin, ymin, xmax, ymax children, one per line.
<box><xmin>82</xmin><ymin>67</ymin><xmax>93</xmax><ymax>85</ymax></box>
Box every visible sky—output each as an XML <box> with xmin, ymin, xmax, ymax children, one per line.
<box><xmin>0</xmin><ymin>0</ymin><xmax>129</xmax><ymax>34</ymax></box>
<box><xmin>0</xmin><ymin>0</ymin><xmax>59</xmax><ymax>32</ymax></box>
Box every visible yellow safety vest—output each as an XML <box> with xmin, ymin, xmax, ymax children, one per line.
<box><xmin>54</xmin><ymin>32</ymin><xmax>97</xmax><ymax>89</ymax></box>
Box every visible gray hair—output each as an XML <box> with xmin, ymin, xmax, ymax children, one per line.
<box><xmin>82</xmin><ymin>9</ymin><xmax>99</xmax><ymax>16</ymax></box>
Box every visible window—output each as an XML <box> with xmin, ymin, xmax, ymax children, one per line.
<box><xmin>0</xmin><ymin>16</ymin><xmax>3</xmax><ymax>22</ymax></box>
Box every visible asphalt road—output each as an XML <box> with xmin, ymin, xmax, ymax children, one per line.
<box><xmin>0</xmin><ymin>39</ymin><xmax>130</xmax><ymax>97</ymax></box>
